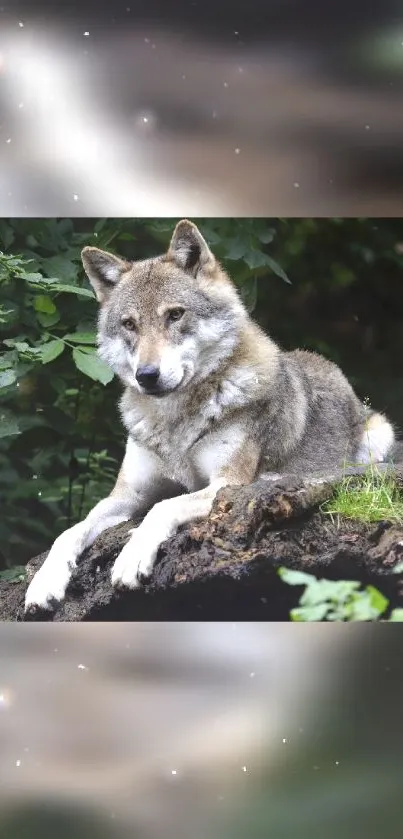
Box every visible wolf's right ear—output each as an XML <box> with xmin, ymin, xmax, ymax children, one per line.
<box><xmin>81</xmin><ymin>247</ymin><xmax>130</xmax><ymax>303</ymax></box>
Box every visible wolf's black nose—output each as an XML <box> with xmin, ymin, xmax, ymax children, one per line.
<box><xmin>136</xmin><ymin>364</ymin><xmax>160</xmax><ymax>388</ymax></box>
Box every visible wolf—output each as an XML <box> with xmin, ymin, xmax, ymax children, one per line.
<box><xmin>24</xmin><ymin>219</ymin><xmax>395</xmax><ymax>612</ymax></box>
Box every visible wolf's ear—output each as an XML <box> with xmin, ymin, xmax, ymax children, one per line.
<box><xmin>166</xmin><ymin>220</ymin><xmax>215</xmax><ymax>276</ymax></box>
<box><xmin>81</xmin><ymin>247</ymin><xmax>130</xmax><ymax>303</ymax></box>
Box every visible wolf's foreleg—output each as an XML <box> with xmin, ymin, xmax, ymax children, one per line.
<box><xmin>111</xmin><ymin>438</ymin><xmax>260</xmax><ymax>589</ymax></box>
<box><xmin>24</xmin><ymin>438</ymin><xmax>165</xmax><ymax>612</ymax></box>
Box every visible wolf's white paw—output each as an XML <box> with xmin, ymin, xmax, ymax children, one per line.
<box><xmin>24</xmin><ymin>550</ymin><xmax>76</xmax><ymax>612</ymax></box>
<box><xmin>111</xmin><ymin>526</ymin><xmax>159</xmax><ymax>589</ymax></box>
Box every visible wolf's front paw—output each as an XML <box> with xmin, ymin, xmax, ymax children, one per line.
<box><xmin>24</xmin><ymin>553</ymin><xmax>75</xmax><ymax>614</ymax></box>
<box><xmin>111</xmin><ymin>526</ymin><xmax>158</xmax><ymax>590</ymax></box>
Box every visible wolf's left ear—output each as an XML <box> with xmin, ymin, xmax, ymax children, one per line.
<box><xmin>81</xmin><ymin>246</ymin><xmax>130</xmax><ymax>303</ymax></box>
<box><xmin>166</xmin><ymin>220</ymin><xmax>215</xmax><ymax>276</ymax></box>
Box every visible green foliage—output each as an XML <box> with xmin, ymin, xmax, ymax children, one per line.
<box><xmin>278</xmin><ymin>567</ymin><xmax>403</xmax><ymax>622</ymax></box>
<box><xmin>0</xmin><ymin>217</ymin><xmax>288</xmax><ymax>568</ymax></box>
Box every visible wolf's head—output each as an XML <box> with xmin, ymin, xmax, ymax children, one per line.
<box><xmin>82</xmin><ymin>220</ymin><xmax>246</xmax><ymax>396</ymax></box>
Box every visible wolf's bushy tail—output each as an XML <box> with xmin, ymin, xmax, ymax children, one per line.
<box><xmin>356</xmin><ymin>409</ymin><xmax>395</xmax><ymax>464</ymax></box>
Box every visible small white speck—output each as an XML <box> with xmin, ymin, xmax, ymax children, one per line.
<box><xmin>242</xmin><ymin>765</ymin><xmax>247</xmax><ymax>772</ymax></box>
<box><xmin>249</xmin><ymin>672</ymin><xmax>255</xmax><ymax>678</ymax></box>
<box><xmin>18</xmin><ymin>21</ymin><xmax>24</xmax><ymax>28</ymax></box>
<box><xmin>18</xmin><ymin>102</ymin><xmax>24</xmax><ymax>109</ymax></box>
<box><xmin>16</xmin><ymin>383</ymin><xmax>20</xmax><ymax>388</ymax></box>
<box><xmin>171</xmin><ymin>769</ymin><xmax>177</xmax><ymax>775</ymax></box>
<box><xmin>282</xmin><ymin>738</ymin><xmax>288</xmax><ymax>744</ymax></box>
<box><xmin>37</xmin><ymin>491</ymin><xmax>42</xmax><ymax>497</ymax></box>
<box><xmin>142</xmin><ymin>116</ymin><xmax>149</xmax><ymax>123</ymax></box>
<box><xmin>73</xmin><ymin>194</ymin><xmax>79</xmax><ymax>201</ymax></box>
<box><xmin>365</xmin><ymin>125</ymin><xmax>370</xmax><ymax>130</ymax></box>
<box><xmin>335</xmin><ymin>761</ymin><xmax>339</xmax><ymax>766</ymax></box>
<box><xmin>235</xmin><ymin>147</ymin><xmax>241</xmax><ymax>154</ymax></box>
<box><xmin>293</xmin><ymin>182</ymin><xmax>300</xmax><ymax>188</ymax></box>
<box><xmin>32</xmin><ymin>474</ymin><xmax>38</xmax><ymax>480</ymax></box>
<box><xmin>83</xmin><ymin>31</ymin><xmax>90</xmax><ymax>37</ymax></box>
<box><xmin>144</xmin><ymin>38</ymin><xmax>150</xmax><ymax>43</ymax></box>
<box><xmin>16</xmin><ymin>759</ymin><xmax>21</xmax><ymax>767</ymax></box>
<box><xmin>77</xmin><ymin>663</ymin><xmax>88</xmax><ymax>670</ymax></box>
<box><xmin>223</xmin><ymin>81</ymin><xmax>229</xmax><ymax>88</ymax></box>
<box><xmin>6</xmin><ymin>138</ymin><xmax>11</xmax><ymax>143</ymax></box>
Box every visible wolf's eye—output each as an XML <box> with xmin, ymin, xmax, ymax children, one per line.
<box><xmin>167</xmin><ymin>307</ymin><xmax>185</xmax><ymax>323</ymax></box>
<box><xmin>122</xmin><ymin>317</ymin><xmax>136</xmax><ymax>331</ymax></box>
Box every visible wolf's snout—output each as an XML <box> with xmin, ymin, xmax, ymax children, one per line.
<box><xmin>136</xmin><ymin>364</ymin><xmax>160</xmax><ymax>389</ymax></box>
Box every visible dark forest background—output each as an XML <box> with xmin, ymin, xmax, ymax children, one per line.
<box><xmin>1</xmin><ymin>217</ymin><xmax>402</xmax><ymax>570</ymax></box>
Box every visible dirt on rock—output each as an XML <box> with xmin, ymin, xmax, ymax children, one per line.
<box><xmin>2</xmin><ymin>471</ymin><xmax>403</xmax><ymax>622</ymax></box>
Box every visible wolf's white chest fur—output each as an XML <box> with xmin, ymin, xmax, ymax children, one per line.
<box><xmin>121</xmin><ymin>375</ymin><xmax>252</xmax><ymax>489</ymax></box>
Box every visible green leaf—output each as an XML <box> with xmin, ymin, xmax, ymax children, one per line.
<box><xmin>243</xmin><ymin>248</ymin><xmax>269</xmax><ymax>270</ymax></box>
<box><xmin>225</xmin><ymin>240</ymin><xmax>247</xmax><ymax>260</ymax></box>
<box><xmin>291</xmin><ymin>603</ymin><xmax>330</xmax><ymax>621</ymax></box>
<box><xmin>389</xmin><ymin>608</ymin><xmax>403</xmax><ymax>621</ymax></box>
<box><xmin>256</xmin><ymin>226</ymin><xmax>275</xmax><ymax>244</ymax></box>
<box><xmin>94</xmin><ymin>218</ymin><xmax>107</xmax><ymax>234</ymax></box>
<box><xmin>36</xmin><ymin>311</ymin><xmax>61</xmax><ymax>328</ymax></box>
<box><xmin>0</xmin><ymin>369</ymin><xmax>17</xmax><ymax>388</ymax></box>
<box><xmin>53</xmin><ymin>283</ymin><xmax>94</xmax><ymax>298</ymax></box>
<box><xmin>265</xmin><ymin>255</ymin><xmax>292</xmax><ymax>284</ymax></box>
<box><xmin>0</xmin><ymin>353</ymin><xmax>13</xmax><ymax>370</ymax></box>
<box><xmin>64</xmin><ymin>331</ymin><xmax>96</xmax><ymax>344</ymax></box>
<box><xmin>366</xmin><ymin>584</ymin><xmax>389</xmax><ymax>617</ymax></box>
<box><xmin>278</xmin><ymin>567</ymin><xmax>316</xmax><ymax>586</ymax></box>
<box><xmin>72</xmin><ymin>347</ymin><xmax>114</xmax><ymax>385</ymax></box>
<box><xmin>20</xmin><ymin>272</ymin><xmax>47</xmax><ymax>283</ymax></box>
<box><xmin>0</xmin><ymin>414</ymin><xmax>20</xmax><ymax>437</ymax></box>
<box><xmin>42</xmin><ymin>255</ymin><xmax>79</xmax><ymax>282</ymax></box>
<box><xmin>41</xmin><ymin>339</ymin><xmax>65</xmax><ymax>364</ymax></box>
<box><xmin>34</xmin><ymin>294</ymin><xmax>57</xmax><ymax>314</ymax></box>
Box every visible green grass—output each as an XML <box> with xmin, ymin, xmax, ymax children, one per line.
<box><xmin>322</xmin><ymin>463</ymin><xmax>403</xmax><ymax>525</ymax></box>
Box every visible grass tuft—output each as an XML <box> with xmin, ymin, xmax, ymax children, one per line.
<box><xmin>322</xmin><ymin>462</ymin><xmax>403</xmax><ymax>525</ymax></box>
